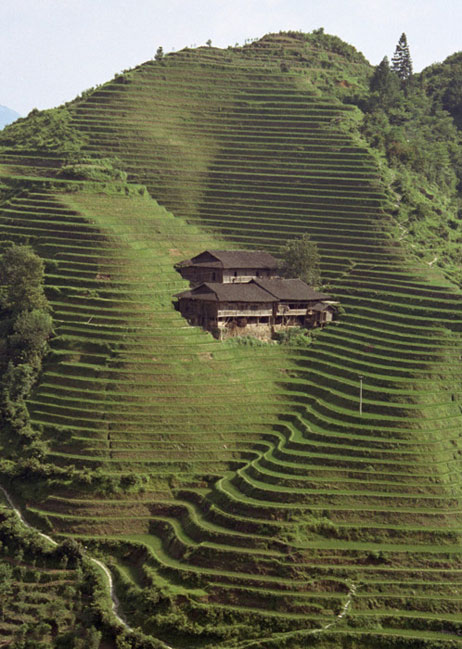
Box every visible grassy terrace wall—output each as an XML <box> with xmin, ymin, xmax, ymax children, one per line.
<box><xmin>1</xmin><ymin>33</ymin><xmax>462</xmax><ymax>648</ymax></box>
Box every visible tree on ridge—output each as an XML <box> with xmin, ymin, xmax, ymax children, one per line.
<box><xmin>391</xmin><ymin>33</ymin><xmax>413</xmax><ymax>82</ymax></box>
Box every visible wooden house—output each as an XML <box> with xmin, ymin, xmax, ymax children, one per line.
<box><xmin>176</xmin><ymin>282</ymin><xmax>276</xmax><ymax>331</ymax></box>
<box><xmin>175</xmin><ymin>250</ymin><xmax>279</xmax><ymax>286</ymax></box>
<box><xmin>175</xmin><ymin>278</ymin><xmax>335</xmax><ymax>338</ymax></box>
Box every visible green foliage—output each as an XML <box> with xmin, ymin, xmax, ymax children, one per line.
<box><xmin>292</xmin><ymin>28</ymin><xmax>368</xmax><ymax>64</ymax></box>
<box><xmin>154</xmin><ymin>46</ymin><xmax>164</xmax><ymax>62</ymax></box>
<box><xmin>420</xmin><ymin>52</ymin><xmax>462</xmax><ymax>130</ymax></box>
<box><xmin>0</xmin><ymin>245</ymin><xmax>52</xmax><ymax>459</ymax></box>
<box><xmin>10</xmin><ymin>309</ymin><xmax>53</xmax><ymax>355</ymax></box>
<box><xmin>273</xmin><ymin>327</ymin><xmax>312</xmax><ymax>346</ymax></box>
<box><xmin>279</xmin><ymin>233</ymin><xmax>321</xmax><ymax>286</ymax></box>
<box><xmin>368</xmin><ymin>57</ymin><xmax>401</xmax><ymax>109</ymax></box>
<box><xmin>54</xmin><ymin>538</ymin><xmax>84</xmax><ymax>567</ymax></box>
<box><xmin>0</xmin><ymin>246</ymin><xmax>49</xmax><ymax>315</ymax></box>
<box><xmin>356</xmin><ymin>55</ymin><xmax>462</xmax><ymax>274</ymax></box>
<box><xmin>0</xmin><ymin>107</ymin><xmax>87</xmax><ymax>153</ymax></box>
<box><xmin>58</xmin><ymin>156</ymin><xmax>128</xmax><ymax>182</ymax></box>
<box><xmin>0</xmin><ymin>560</ymin><xmax>13</xmax><ymax>595</ymax></box>
<box><xmin>361</xmin><ymin>79</ymin><xmax>461</xmax><ymax>193</ymax></box>
<box><xmin>225</xmin><ymin>335</ymin><xmax>268</xmax><ymax>347</ymax></box>
<box><xmin>0</xmin><ymin>511</ymin><xmax>111</xmax><ymax>649</ymax></box>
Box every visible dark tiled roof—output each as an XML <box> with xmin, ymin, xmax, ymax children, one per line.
<box><xmin>174</xmin><ymin>288</ymin><xmax>194</xmax><ymax>298</ymax></box>
<box><xmin>254</xmin><ymin>278</ymin><xmax>330</xmax><ymax>301</ymax></box>
<box><xmin>210</xmin><ymin>250</ymin><xmax>278</xmax><ymax>269</ymax></box>
<box><xmin>178</xmin><ymin>250</ymin><xmax>279</xmax><ymax>269</ymax></box>
<box><xmin>176</xmin><ymin>282</ymin><xmax>276</xmax><ymax>303</ymax></box>
<box><xmin>184</xmin><ymin>261</ymin><xmax>222</xmax><ymax>268</ymax></box>
<box><xmin>174</xmin><ymin>258</ymin><xmax>194</xmax><ymax>268</ymax></box>
<box><xmin>176</xmin><ymin>279</ymin><xmax>331</xmax><ymax>304</ymax></box>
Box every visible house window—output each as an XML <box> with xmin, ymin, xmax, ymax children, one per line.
<box><xmin>212</xmin><ymin>272</ymin><xmax>216</xmax><ymax>281</ymax></box>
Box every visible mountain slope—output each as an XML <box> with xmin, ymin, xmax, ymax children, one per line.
<box><xmin>0</xmin><ymin>31</ymin><xmax>462</xmax><ymax>649</ymax></box>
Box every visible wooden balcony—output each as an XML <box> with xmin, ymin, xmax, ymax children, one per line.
<box><xmin>217</xmin><ymin>308</ymin><xmax>272</xmax><ymax>318</ymax></box>
<box><xmin>277</xmin><ymin>307</ymin><xmax>308</xmax><ymax>316</ymax></box>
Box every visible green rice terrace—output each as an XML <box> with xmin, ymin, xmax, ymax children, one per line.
<box><xmin>1</xmin><ymin>30</ymin><xmax>462</xmax><ymax>649</ymax></box>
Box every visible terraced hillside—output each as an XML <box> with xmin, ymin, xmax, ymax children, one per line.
<box><xmin>1</xmin><ymin>31</ymin><xmax>462</xmax><ymax>649</ymax></box>
<box><xmin>0</xmin><ymin>494</ymin><xmax>110</xmax><ymax>648</ymax></box>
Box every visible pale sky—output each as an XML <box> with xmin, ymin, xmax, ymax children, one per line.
<box><xmin>1</xmin><ymin>0</ymin><xmax>461</xmax><ymax>116</ymax></box>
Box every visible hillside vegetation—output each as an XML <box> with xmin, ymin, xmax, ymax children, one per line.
<box><xmin>0</xmin><ymin>494</ymin><xmax>111</xmax><ymax>649</ymax></box>
<box><xmin>0</xmin><ymin>30</ymin><xmax>462</xmax><ymax>649</ymax></box>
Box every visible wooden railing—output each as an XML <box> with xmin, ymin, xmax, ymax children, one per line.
<box><xmin>277</xmin><ymin>307</ymin><xmax>308</xmax><ymax>316</ymax></box>
<box><xmin>217</xmin><ymin>309</ymin><xmax>272</xmax><ymax>317</ymax></box>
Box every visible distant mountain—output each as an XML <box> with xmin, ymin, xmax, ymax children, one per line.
<box><xmin>0</xmin><ymin>104</ymin><xmax>20</xmax><ymax>129</ymax></box>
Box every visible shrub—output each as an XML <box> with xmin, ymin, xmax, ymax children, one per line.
<box><xmin>226</xmin><ymin>335</ymin><xmax>268</xmax><ymax>347</ymax></box>
<box><xmin>58</xmin><ymin>157</ymin><xmax>128</xmax><ymax>183</ymax></box>
<box><xmin>273</xmin><ymin>327</ymin><xmax>312</xmax><ymax>346</ymax></box>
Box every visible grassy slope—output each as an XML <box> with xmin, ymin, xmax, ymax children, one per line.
<box><xmin>0</xmin><ymin>31</ymin><xmax>462</xmax><ymax>648</ymax></box>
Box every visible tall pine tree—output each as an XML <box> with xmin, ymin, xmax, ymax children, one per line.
<box><xmin>391</xmin><ymin>33</ymin><xmax>413</xmax><ymax>81</ymax></box>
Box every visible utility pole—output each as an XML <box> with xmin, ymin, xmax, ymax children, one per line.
<box><xmin>359</xmin><ymin>375</ymin><xmax>363</xmax><ymax>416</ymax></box>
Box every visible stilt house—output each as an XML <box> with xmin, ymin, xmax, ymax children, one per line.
<box><xmin>176</xmin><ymin>278</ymin><xmax>334</xmax><ymax>336</ymax></box>
<box><xmin>174</xmin><ymin>250</ymin><xmax>337</xmax><ymax>339</ymax></box>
